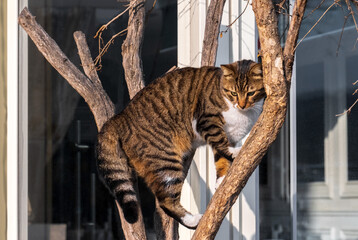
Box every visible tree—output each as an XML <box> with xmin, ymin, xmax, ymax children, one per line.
<box><xmin>18</xmin><ymin>0</ymin><xmax>357</xmax><ymax>239</ymax></box>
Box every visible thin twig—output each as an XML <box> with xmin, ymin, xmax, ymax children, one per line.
<box><xmin>336</xmin><ymin>80</ymin><xmax>358</xmax><ymax>116</ymax></box>
<box><xmin>276</xmin><ymin>0</ymin><xmax>292</xmax><ymax>16</ymax></box>
<box><xmin>166</xmin><ymin>65</ymin><xmax>178</xmax><ymax>73</ymax></box>
<box><xmin>294</xmin><ymin>0</ymin><xmax>339</xmax><ymax>51</ymax></box>
<box><xmin>147</xmin><ymin>0</ymin><xmax>157</xmax><ymax>17</ymax></box>
<box><xmin>276</xmin><ymin>0</ymin><xmax>288</xmax><ymax>11</ymax></box>
<box><xmin>336</xmin><ymin>15</ymin><xmax>349</xmax><ymax>56</ymax></box>
<box><xmin>94</xmin><ymin>28</ymin><xmax>128</xmax><ymax>69</ymax></box>
<box><xmin>345</xmin><ymin>0</ymin><xmax>358</xmax><ymax>32</ymax></box>
<box><xmin>304</xmin><ymin>0</ymin><xmax>327</xmax><ymax>20</ymax></box>
<box><xmin>336</xmin><ymin>98</ymin><xmax>358</xmax><ymax>116</ymax></box>
<box><xmin>280</xmin><ymin>21</ymin><xmax>290</xmax><ymax>43</ymax></box>
<box><xmin>219</xmin><ymin>0</ymin><xmax>250</xmax><ymax>37</ymax></box>
<box><xmin>93</xmin><ymin>4</ymin><xmax>132</xmax><ymax>69</ymax></box>
<box><xmin>94</xmin><ymin>5</ymin><xmax>131</xmax><ymax>39</ymax></box>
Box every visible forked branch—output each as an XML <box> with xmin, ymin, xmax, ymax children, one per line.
<box><xmin>18</xmin><ymin>7</ymin><xmax>115</xmax><ymax>129</ymax></box>
<box><xmin>18</xmin><ymin>6</ymin><xmax>147</xmax><ymax>240</ymax></box>
<box><xmin>192</xmin><ymin>0</ymin><xmax>306</xmax><ymax>238</ymax></box>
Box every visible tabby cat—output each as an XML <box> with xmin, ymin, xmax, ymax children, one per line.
<box><xmin>97</xmin><ymin>59</ymin><xmax>265</xmax><ymax>229</ymax></box>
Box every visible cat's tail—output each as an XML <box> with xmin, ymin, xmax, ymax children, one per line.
<box><xmin>96</xmin><ymin>122</ymin><xmax>139</xmax><ymax>223</ymax></box>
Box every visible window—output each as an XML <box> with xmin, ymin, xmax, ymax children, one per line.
<box><xmin>296</xmin><ymin>1</ymin><xmax>358</xmax><ymax>239</ymax></box>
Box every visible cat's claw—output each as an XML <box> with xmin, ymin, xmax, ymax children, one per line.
<box><xmin>181</xmin><ymin>213</ymin><xmax>203</xmax><ymax>229</ymax></box>
<box><xmin>215</xmin><ymin>176</ymin><xmax>225</xmax><ymax>190</ymax></box>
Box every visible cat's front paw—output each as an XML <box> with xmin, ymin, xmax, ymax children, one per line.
<box><xmin>228</xmin><ymin>146</ymin><xmax>241</xmax><ymax>158</ymax></box>
<box><xmin>181</xmin><ymin>213</ymin><xmax>203</xmax><ymax>229</ymax></box>
<box><xmin>215</xmin><ymin>175</ymin><xmax>225</xmax><ymax>190</ymax></box>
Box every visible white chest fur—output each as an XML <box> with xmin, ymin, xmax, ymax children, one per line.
<box><xmin>222</xmin><ymin>98</ymin><xmax>263</xmax><ymax>147</ymax></box>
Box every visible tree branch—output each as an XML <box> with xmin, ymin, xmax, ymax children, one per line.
<box><xmin>18</xmin><ymin>7</ymin><xmax>115</xmax><ymax>130</ymax></box>
<box><xmin>283</xmin><ymin>0</ymin><xmax>307</xmax><ymax>81</ymax></box>
<box><xmin>122</xmin><ymin>0</ymin><xmax>146</xmax><ymax>99</ymax></box>
<box><xmin>18</xmin><ymin>7</ymin><xmax>147</xmax><ymax>240</ymax></box>
<box><xmin>201</xmin><ymin>0</ymin><xmax>227</xmax><ymax>66</ymax></box>
<box><xmin>192</xmin><ymin>0</ymin><xmax>296</xmax><ymax>238</ymax></box>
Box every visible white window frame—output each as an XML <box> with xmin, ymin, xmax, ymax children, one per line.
<box><xmin>7</xmin><ymin>0</ymin><xmax>28</xmax><ymax>240</ymax></box>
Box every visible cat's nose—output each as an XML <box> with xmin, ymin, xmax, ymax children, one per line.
<box><xmin>238</xmin><ymin>100</ymin><xmax>246</xmax><ymax>109</ymax></box>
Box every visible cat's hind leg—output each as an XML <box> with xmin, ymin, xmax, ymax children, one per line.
<box><xmin>146</xmin><ymin>156</ymin><xmax>202</xmax><ymax>229</ymax></box>
<box><xmin>157</xmin><ymin>191</ymin><xmax>202</xmax><ymax>229</ymax></box>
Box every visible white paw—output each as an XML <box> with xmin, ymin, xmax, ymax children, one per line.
<box><xmin>215</xmin><ymin>175</ymin><xmax>225</xmax><ymax>190</ymax></box>
<box><xmin>228</xmin><ymin>146</ymin><xmax>241</xmax><ymax>158</ymax></box>
<box><xmin>181</xmin><ymin>213</ymin><xmax>203</xmax><ymax>229</ymax></box>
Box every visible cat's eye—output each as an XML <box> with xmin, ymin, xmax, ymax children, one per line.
<box><xmin>247</xmin><ymin>91</ymin><xmax>255</xmax><ymax>97</ymax></box>
<box><xmin>231</xmin><ymin>91</ymin><xmax>238</xmax><ymax>96</ymax></box>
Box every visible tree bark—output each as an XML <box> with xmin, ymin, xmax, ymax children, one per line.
<box><xmin>283</xmin><ymin>0</ymin><xmax>307</xmax><ymax>81</ymax></box>
<box><xmin>122</xmin><ymin>0</ymin><xmax>146</xmax><ymax>99</ymax></box>
<box><xmin>201</xmin><ymin>0</ymin><xmax>227</xmax><ymax>67</ymax></box>
<box><xmin>191</xmin><ymin>0</ymin><xmax>306</xmax><ymax>239</ymax></box>
<box><xmin>18</xmin><ymin>7</ymin><xmax>147</xmax><ymax>240</ymax></box>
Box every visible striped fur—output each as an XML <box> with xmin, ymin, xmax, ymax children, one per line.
<box><xmin>97</xmin><ymin>60</ymin><xmax>265</xmax><ymax>229</ymax></box>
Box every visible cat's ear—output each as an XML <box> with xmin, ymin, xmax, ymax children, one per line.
<box><xmin>220</xmin><ymin>64</ymin><xmax>236</xmax><ymax>77</ymax></box>
<box><xmin>249</xmin><ymin>63</ymin><xmax>263</xmax><ymax>77</ymax></box>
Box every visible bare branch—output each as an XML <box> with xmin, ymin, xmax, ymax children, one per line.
<box><xmin>94</xmin><ymin>28</ymin><xmax>128</xmax><ymax>69</ymax></box>
<box><xmin>122</xmin><ymin>0</ymin><xmax>146</xmax><ymax>98</ymax></box>
<box><xmin>345</xmin><ymin>0</ymin><xmax>358</xmax><ymax>32</ymax></box>
<box><xmin>18</xmin><ymin>7</ymin><xmax>148</xmax><ymax>240</ymax></box>
<box><xmin>304</xmin><ymin>0</ymin><xmax>327</xmax><ymax>20</ymax></box>
<box><xmin>219</xmin><ymin>0</ymin><xmax>250</xmax><ymax>38</ymax></box>
<box><xmin>18</xmin><ymin>7</ymin><xmax>115</xmax><ymax>130</ymax></box>
<box><xmin>336</xmin><ymin>98</ymin><xmax>358</xmax><ymax>116</ymax></box>
<box><xmin>201</xmin><ymin>0</ymin><xmax>227</xmax><ymax>66</ymax></box>
<box><xmin>146</xmin><ymin>0</ymin><xmax>158</xmax><ymax>18</ymax></box>
<box><xmin>294</xmin><ymin>0</ymin><xmax>339</xmax><ymax>52</ymax></box>
<box><xmin>284</xmin><ymin>0</ymin><xmax>307</xmax><ymax>81</ymax></box>
<box><xmin>93</xmin><ymin>5</ymin><xmax>131</xmax><ymax>69</ymax></box>
<box><xmin>73</xmin><ymin>31</ymin><xmax>115</xmax><ymax>128</ymax></box>
<box><xmin>336</xmin><ymin>15</ymin><xmax>349</xmax><ymax>56</ymax></box>
<box><xmin>74</xmin><ymin>31</ymin><xmax>101</xmax><ymax>85</ymax></box>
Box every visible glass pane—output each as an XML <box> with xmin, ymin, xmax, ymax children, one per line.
<box><xmin>27</xmin><ymin>0</ymin><xmax>177</xmax><ymax>239</ymax></box>
<box><xmin>296</xmin><ymin>1</ymin><xmax>358</xmax><ymax>239</ymax></box>
<box><xmin>346</xmin><ymin>55</ymin><xmax>358</xmax><ymax>181</ymax></box>
<box><xmin>297</xmin><ymin>62</ymin><xmax>325</xmax><ymax>183</ymax></box>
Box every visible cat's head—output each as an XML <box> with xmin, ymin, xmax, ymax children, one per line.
<box><xmin>220</xmin><ymin>60</ymin><xmax>265</xmax><ymax>110</ymax></box>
